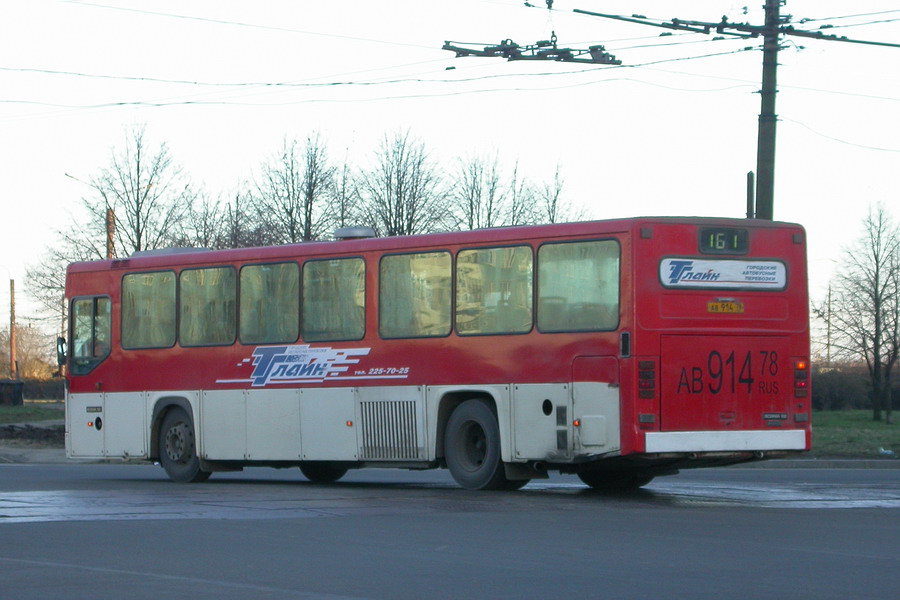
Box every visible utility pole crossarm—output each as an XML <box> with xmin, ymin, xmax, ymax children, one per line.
<box><xmin>572</xmin><ymin>10</ymin><xmax>757</xmax><ymax>38</ymax></box>
<box><xmin>781</xmin><ymin>27</ymin><xmax>900</xmax><ymax>49</ymax></box>
<box><xmin>572</xmin><ymin>10</ymin><xmax>707</xmax><ymax>33</ymax></box>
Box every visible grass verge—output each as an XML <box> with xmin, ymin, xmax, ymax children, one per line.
<box><xmin>811</xmin><ymin>410</ymin><xmax>899</xmax><ymax>458</ymax></box>
<box><xmin>0</xmin><ymin>405</ymin><xmax>64</xmax><ymax>425</ymax></box>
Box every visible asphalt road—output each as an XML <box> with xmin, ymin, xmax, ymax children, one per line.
<box><xmin>1</xmin><ymin>463</ymin><xmax>898</xmax><ymax>600</ymax></box>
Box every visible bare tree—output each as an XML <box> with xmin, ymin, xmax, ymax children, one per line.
<box><xmin>816</xmin><ymin>204</ymin><xmax>900</xmax><ymax>423</ymax></box>
<box><xmin>450</xmin><ymin>154</ymin><xmax>506</xmax><ymax>230</ymax></box>
<box><xmin>0</xmin><ymin>325</ymin><xmax>56</xmax><ymax>379</ymax></box>
<box><xmin>447</xmin><ymin>155</ymin><xmax>589</xmax><ymax>230</ymax></box>
<box><xmin>88</xmin><ymin>125</ymin><xmax>196</xmax><ymax>256</ymax></box>
<box><xmin>222</xmin><ymin>194</ymin><xmax>269</xmax><ymax>249</ymax></box>
<box><xmin>332</xmin><ymin>160</ymin><xmax>359</xmax><ymax>231</ymax></box>
<box><xmin>248</xmin><ymin>134</ymin><xmax>335</xmax><ymax>244</ymax></box>
<box><xmin>27</xmin><ymin>125</ymin><xmax>199</xmax><ymax>322</ymax></box>
<box><xmin>506</xmin><ymin>162</ymin><xmax>538</xmax><ymax>226</ymax></box>
<box><xmin>358</xmin><ymin>131</ymin><xmax>448</xmax><ymax>236</ymax></box>
<box><xmin>26</xmin><ymin>226</ymin><xmax>100</xmax><ymax>324</ymax></box>
<box><xmin>171</xmin><ymin>192</ymin><xmax>220</xmax><ymax>249</ymax></box>
<box><xmin>534</xmin><ymin>164</ymin><xmax>584</xmax><ymax>225</ymax></box>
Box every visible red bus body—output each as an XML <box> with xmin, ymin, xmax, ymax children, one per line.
<box><xmin>64</xmin><ymin>217</ymin><xmax>810</xmax><ymax>489</ymax></box>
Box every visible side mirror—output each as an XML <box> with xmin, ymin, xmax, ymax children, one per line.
<box><xmin>56</xmin><ymin>337</ymin><xmax>68</xmax><ymax>366</ymax></box>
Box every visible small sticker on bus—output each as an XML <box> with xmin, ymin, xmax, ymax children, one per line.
<box><xmin>707</xmin><ymin>301</ymin><xmax>744</xmax><ymax>314</ymax></box>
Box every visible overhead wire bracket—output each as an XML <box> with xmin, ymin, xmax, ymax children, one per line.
<box><xmin>442</xmin><ymin>32</ymin><xmax>621</xmax><ymax>65</ymax></box>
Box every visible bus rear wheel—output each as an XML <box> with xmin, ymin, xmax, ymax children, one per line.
<box><xmin>159</xmin><ymin>408</ymin><xmax>211</xmax><ymax>483</ymax></box>
<box><xmin>578</xmin><ymin>470</ymin><xmax>654</xmax><ymax>491</ymax></box>
<box><xmin>299</xmin><ymin>462</ymin><xmax>348</xmax><ymax>483</ymax></box>
<box><xmin>444</xmin><ymin>399</ymin><xmax>513</xmax><ymax>491</ymax></box>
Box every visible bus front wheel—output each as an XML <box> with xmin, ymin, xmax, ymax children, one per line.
<box><xmin>444</xmin><ymin>399</ymin><xmax>513</xmax><ymax>490</ymax></box>
<box><xmin>159</xmin><ymin>408</ymin><xmax>211</xmax><ymax>483</ymax></box>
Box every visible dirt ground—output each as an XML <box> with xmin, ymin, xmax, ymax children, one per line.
<box><xmin>0</xmin><ymin>424</ymin><xmax>64</xmax><ymax>447</ymax></box>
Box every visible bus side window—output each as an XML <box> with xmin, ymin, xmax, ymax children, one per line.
<box><xmin>122</xmin><ymin>271</ymin><xmax>176</xmax><ymax>349</ymax></box>
<box><xmin>302</xmin><ymin>258</ymin><xmax>365</xmax><ymax>342</ymax></box>
<box><xmin>180</xmin><ymin>267</ymin><xmax>237</xmax><ymax>347</ymax></box>
<box><xmin>455</xmin><ymin>246</ymin><xmax>533</xmax><ymax>336</ymax></box>
<box><xmin>537</xmin><ymin>240</ymin><xmax>620</xmax><ymax>332</ymax></box>
<box><xmin>71</xmin><ymin>296</ymin><xmax>111</xmax><ymax>375</ymax></box>
<box><xmin>380</xmin><ymin>252</ymin><xmax>451</xmax><ymax>338</ymax></box>
<box><xmin>240</xmin><ymin>262</ymin><xmax>299</xmax><ymax>345</ymax></box>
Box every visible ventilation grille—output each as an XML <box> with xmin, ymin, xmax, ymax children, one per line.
<box><xmin>359</xmin><ymin>400</ymin><xmax>420</xmax><ymax>460</ymax></box>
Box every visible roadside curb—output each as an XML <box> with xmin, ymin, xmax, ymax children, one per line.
<box><xmin>736</xmin><ymin>458</ymin><xmax>900</xmax><ymax>469</ymax></box>
<box><xmin>0</xmin><ymin>446</ymin><xmax>68</xmax><ymax>465</ymax></box>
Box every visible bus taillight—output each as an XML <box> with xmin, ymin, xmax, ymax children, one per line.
<box><xmin>794</xmin><ymin>359</ymin><xmax>809</xmax><ymax>397</ymax></box>
<box><xmin>638</xmin><ymin>361</ymin><xmax>656</xmax><ymax>399</ymax></box>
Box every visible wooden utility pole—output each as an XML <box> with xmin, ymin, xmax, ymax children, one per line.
<box><xmin>754</xmin><ymin>0</ymin><xmax>781</xmax><ymax>221</ymax></box>
<box><xmin>106</xmin><ymin>207</ymin><xmax>116</xmax><ymax>259</ymax></box>
<box><xmin>9</xmin><ymin>279</ymin><xmax>16</xmax><ymax>380</ymax></box>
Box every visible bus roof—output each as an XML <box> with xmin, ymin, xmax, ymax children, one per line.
<box><xmin>66</xmin><ymin>216</ymin><xmax>804</xmax><ymax>274</ymax></box>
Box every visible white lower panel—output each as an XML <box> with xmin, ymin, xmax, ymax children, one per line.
<box><xmin>200</xmin><ymin>390</ymin><xmax>247</xmax><ymax>460</ymax></box>
<box><xmin>572</xmin><ymin>382</ymin><xmax>620</xmax><ymax>453</ymax></box>
<box><xmin>645</xmin><ymin>430</ymin><xmax>806</xmax><ymax>453</ymax></box>
<box><xmin>66</xmin><ymin>393</ymin><xmax>105</xmax><ymax>458</ymax></box>
<box><xmin>246</xmin><ymin>389</ymin><xmax>301</xmax><ymax>461</ymax></box>
<box><xmin>300</xmin><ymin>388</ymin><xmax>357</xmax><ymax>460</ymax></box>
<box><xmin>104</xmin><ymin>392</ymin><xmax>146</xmax><ymax>458</ymax></box>
<box><xmin>512</xmin><ymin>384</ymin><xmax>570</xmax><ymax>461</ymax></box>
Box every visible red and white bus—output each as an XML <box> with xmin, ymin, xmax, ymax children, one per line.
<box><xmin>63</xmin><ymin>217</ymin><xmax>810</xmax><ymax>490</ymax></box>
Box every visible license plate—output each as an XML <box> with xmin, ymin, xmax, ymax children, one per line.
<box><xmin>707</xmin><ymin>301</ymin><xmax>744</xmax><ymax>314</ymax></box>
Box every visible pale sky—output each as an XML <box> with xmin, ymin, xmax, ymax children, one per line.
<box><xmin>2</xmin><ymin>0</ymin><xmax>899</xmax><ymax>328</ymax></box>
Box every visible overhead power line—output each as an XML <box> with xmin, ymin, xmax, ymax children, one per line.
<box><xmin>68</xmin><ymin>1</ymin><xmax>435</xmax><ymax>50</ymax></box>
<box><xmin>443</xmin><ymin>1</ymin><xmax>900</xmax><ymax>221</ymax></box>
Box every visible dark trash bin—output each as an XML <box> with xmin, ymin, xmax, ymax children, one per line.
<box><xmin>0</xmin><ymin>379</ymin><xmax>25</xmax><ymax>406</ymax></box>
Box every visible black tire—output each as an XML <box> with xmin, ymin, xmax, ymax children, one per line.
<box><xmin>578</xmin><ymin>470</ymin><xmax>654</xmax><ymax>491</ymax></box>
<box><xmin>502</xmin><ymin>478</ymin><xmax>530</xmax><ymax>490</ymax></box>
<box><xmin>444</xmin><ymin>399</ymin><xmax>511</xmax><ymax>490</ymax></box>
<box><xmin>159</xmin><ymin>407</ymin><xmax>211</xmax><ymax>483</ymax></box>
<box><xmin>299</xmin><ymin>462</ymin><xmax>348</xmax><ymax>483</ymax></box>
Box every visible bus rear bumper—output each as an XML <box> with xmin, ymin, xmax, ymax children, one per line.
<box><xmin>645</xmin><ymin>429</ymin><xmax>807</xmax><ymax>453</ymax></box>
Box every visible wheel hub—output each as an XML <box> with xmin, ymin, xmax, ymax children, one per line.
<box><xmin>461</xmin><ymin>422</ymin><xmax>487</xmax><ymax>469</ymax></box>
<box><xmin>164</xmin><ymin>423</ymin><xmax>190</xmax><ymax>463</ymax></box>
